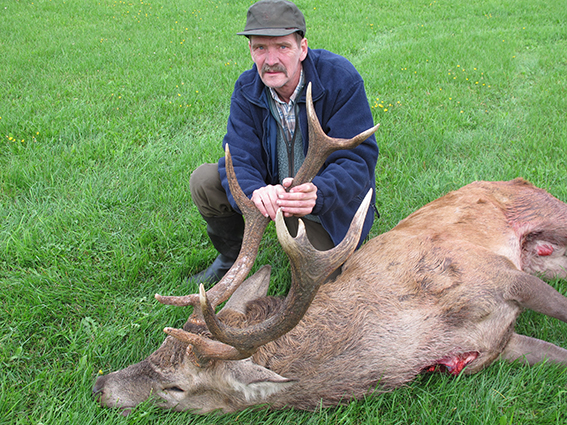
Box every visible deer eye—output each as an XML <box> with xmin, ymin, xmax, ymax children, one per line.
<box><xmin>165</xmin><ymin>386</ymin><xmax>185</xmax><ymax>393</ymax></box>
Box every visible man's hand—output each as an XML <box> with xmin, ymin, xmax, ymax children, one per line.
<box><xmin>251</xmin><ymin>177</ymin><xmax>317</xmax><ymax>220</ymax></box>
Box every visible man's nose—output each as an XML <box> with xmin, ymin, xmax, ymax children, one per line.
<box><xmin>265</xmin><ymin>48</ymin><xmax>279</xmax><ymax>65</ymax></box>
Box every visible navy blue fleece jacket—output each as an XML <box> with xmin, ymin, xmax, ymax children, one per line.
<box><xmin>218</xmin><ymin>48</ymin><xmax>379</xmax><ymax>247</ymax></box>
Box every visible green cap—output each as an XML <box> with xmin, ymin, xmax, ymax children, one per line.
<box><xmin>237</xmin><ymin>0</ymin><xmax>306</xmax><ymax>37</ymax></box>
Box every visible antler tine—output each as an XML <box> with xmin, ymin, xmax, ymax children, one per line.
<box><xmin>200</xmin><ymin>189</ymin><xmax>373</xmax><ymax>355</ymax></box>
<box><xmin>291</xmin><ymin>83</ymin><xmax>380</xmax><ymax>189</ymax></box>
<box><xmin>164</xmin><ymin>327</ymin><xmax>249</xmax><ymax>367</ymax></box>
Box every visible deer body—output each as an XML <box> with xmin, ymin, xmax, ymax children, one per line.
<box><xmin>93</xmin><ymin>86</ymin><xmax>567</xmax><ymax>415</ymax></box>
<box><xmin>94</xmin><ymin>178</ymin><xmax>567</xmax><ymax>414</ymax></box>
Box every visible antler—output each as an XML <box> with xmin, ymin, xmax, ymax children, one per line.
<box><xmin>158</xmin><ymin>82</ymin><xmax>379</xmax><ymax>361</ymax></box>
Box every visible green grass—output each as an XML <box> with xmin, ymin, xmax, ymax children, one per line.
<box><xmin>1</xmin><ymin>0</ymin><xmax>567</xmax><ymax>423</ymax></box>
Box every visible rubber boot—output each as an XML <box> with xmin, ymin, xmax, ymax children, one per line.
<box><xmin>188</xmin><ymin>214</ymin><xmax>245</xmax><ymax>286</ymax></box>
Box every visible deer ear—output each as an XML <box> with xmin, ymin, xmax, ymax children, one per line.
<box><xmin>225</xmin><ymin>358</ymin><xmax>295</xmax><ymax>401</ymax></box>
<box><xmin>219</xmin><ymin>265</ymin><xmax>272</xmax><ymax>315</ymax></box>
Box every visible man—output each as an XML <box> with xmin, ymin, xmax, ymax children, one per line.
<box><xmin>189</xmin><ymin>0</ymin><xmax>379</xmax><ymax>285</ymax></box>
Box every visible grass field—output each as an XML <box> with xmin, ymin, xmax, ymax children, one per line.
<box><xmin>1</xmin><ymin>0</ymin><xmax>567</xmax><ymax>423</ymax></box>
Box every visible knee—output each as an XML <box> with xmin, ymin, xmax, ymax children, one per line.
<box><xmin>190</xmin><ymin>163</ymin><xmax>234</xmax><ymax>217</ymax></box>
<box><xmin>190</xmin><ymin>163</ymin><xmax>220</xmax><ymax>202</ymax></box>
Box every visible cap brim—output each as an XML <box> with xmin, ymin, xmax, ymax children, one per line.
<box><xmin>237</xmin><ymin>28</ymin><xmax>301</xmax><ymax>37</ymax></box>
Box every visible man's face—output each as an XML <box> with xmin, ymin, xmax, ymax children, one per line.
<box><xmin>249</xmin><ymin>34</ymin><xmax>308</xmax><ymax>100</ymax></box>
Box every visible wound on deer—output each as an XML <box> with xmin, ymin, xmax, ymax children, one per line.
<box><xmin>423</xmin><ymin>351</ymin><xmax>479</xmax><ymax>375</ymax></box>
<box><xmin>537</xmin><ymin>244</ymin><xmax>554</xmax><ymax>256</ymax></box>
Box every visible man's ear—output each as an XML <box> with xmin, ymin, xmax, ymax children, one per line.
<box><xmin>300</xmin><ymin>37</ymin><xmax>308</xmax><ymax>61</ymax></box>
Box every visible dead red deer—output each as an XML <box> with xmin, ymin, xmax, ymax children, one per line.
<box><xmin>93</xmin><ymin>84</ymin><xmax>567</xmax><ymax>415</ymax></box>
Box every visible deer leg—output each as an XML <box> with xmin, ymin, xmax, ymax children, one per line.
<box><xmin>506</xmin><ymin>272</ymin><xmax>567</xmax><ymax>323</ymax></box>
<box><xmin>501</xmin><ymin>333</ymin><xmax>567</xmax><ymax>366</ymax></box>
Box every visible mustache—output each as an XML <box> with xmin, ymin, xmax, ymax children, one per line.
<box><xmin>261</xmin><ymin>64</ymin><xmax>288</xmax><ymax>76</ymax></box>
